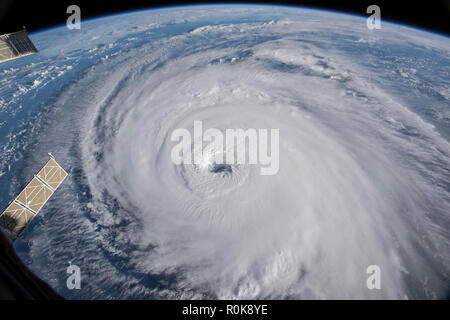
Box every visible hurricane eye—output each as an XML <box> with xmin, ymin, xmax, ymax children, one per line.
<box><xmin>208</xmin><ymin>162</ymin><xmax>232</xmax><ymax>174</ymax></box>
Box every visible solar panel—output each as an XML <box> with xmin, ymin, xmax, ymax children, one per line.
<box><xmin>0</xmin><ymin>30</ymin><xmax>38</xmax><ymax>63</ymax></box>
<box><xmin>15</xmin><ymin>177</ymin><xmax>54</xmax><ymax>213</ymax></box>
<box><xmin>0</xmin><ymin>155</ymin><xmax>68</xmax><ymax>241</ymax></box>
<box><xmin>0</xmin><ymin>202</ymin><xmax>35</xmax><ymax>236</ymax></box>
<box><xmin>36</xmin><ymin>158</ymin><xmax>69</xmax><ymax>190</ymax></box>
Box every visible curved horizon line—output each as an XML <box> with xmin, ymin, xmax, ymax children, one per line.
<box><xmin>29</xmin><ymin>3</ymin><xmax>450</xmax><ymax>39</ymax></box>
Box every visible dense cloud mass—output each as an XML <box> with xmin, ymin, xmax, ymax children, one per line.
<box><xmin>0</xmin><ymin>6</ymin><xmax>449</xmax><ymax>299</ymax></box>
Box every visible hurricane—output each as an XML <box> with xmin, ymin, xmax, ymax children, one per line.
<box><xmin>0</xmin><ymin>6</ymin><xmax>449</xmax><ymax>299</ymax></box>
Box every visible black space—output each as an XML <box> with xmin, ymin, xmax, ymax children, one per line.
<box><xmin>0</xmin><ymin>0</ymin><xmax>449</xmax><ymax>36</ymax></box>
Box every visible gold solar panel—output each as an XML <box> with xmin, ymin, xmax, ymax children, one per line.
<box><xmin>0</xmin><ymin>30</ymin><xmax>38</xmax><ymax>64</ymax></box>
<box><xmin>36</xmin><ymin>158</ymin><xmax>68</xmax><ymax>190</ymax></box>
<box><xmin>0</xmin><ymin>154</ymin><xmax>68</xmax><ymax>240</ymax></box>
<box><xmin>15</xmin><ymin>177</ymin><xmax>53</xmax><ymax>213</ymax></box>
<box><xmin>0</xmin><ymin>202</ymin><xmax>35</xmax><ymax>236</ymax></box>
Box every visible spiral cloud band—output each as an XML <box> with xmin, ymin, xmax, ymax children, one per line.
<box><xmin>1</xmin><ymin>6</ymin><xmax>449</xmax><ymax>299</ymax></box>
<box><xmin>170</xmin><ymin>120</ymin><xmax>280</xmax><ymax>175</ymax></box>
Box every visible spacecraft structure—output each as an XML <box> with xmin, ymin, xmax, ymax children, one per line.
<box><xmin>0</xmin><ymin>154</ymin><xmax>68</xmax><ymax>241</ymax></box>
<box><xmin>0</xmin><ymin>28</ymin><xmax>38</xmax><ymax>63</ymax></box>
